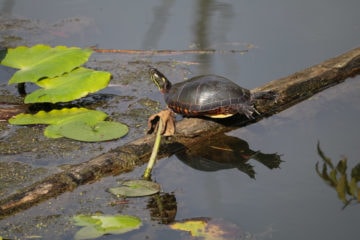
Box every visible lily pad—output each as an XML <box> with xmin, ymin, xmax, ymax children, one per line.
<box><xmin>108</xmin><ymin>179</ymin><xmax>161</xmax><ymax>197</ymax></box>
<box><xmin>73</xmin><ymin>214</ymin><xmax>142</xmax><ymax>240</ymax></box>
<box><xmin>9</xmin><ymin>107</ymin><xmax>128</xmax><ymax>142</ymax></box>
<box><xmin>169</xmin><ymin>217</ymin><xmax>243</xmax><ymax>240</ymax></box>
<box><xmin>47</xmin><ymin>120</ymin><xmax>128</xmax><ymax>142</ymax></box>
<box><xmin>9</xmin><ymin>107</ymin><xmax>107</xmax><ymax>126</ymax></box>
<box><xmin>25</xmin><ymin>67</ymin><xmax>111</xmax><ymax>103</ymax></box>
<box><xmin>1</xmin><ymin>44</ymin><xmax>92</xmax><ymax>84</ymax></box>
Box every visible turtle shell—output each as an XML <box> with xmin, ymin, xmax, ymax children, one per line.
<box><xmin>164</xmin><ymin>75</ymin><xmax>256</xmax><ymax>118</ymax></box>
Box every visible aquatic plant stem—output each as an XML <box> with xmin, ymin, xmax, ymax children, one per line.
<box><xmin>143</xmin><ymin>118</ymin><xmax>163</xmax><ymax>180</ymax></box>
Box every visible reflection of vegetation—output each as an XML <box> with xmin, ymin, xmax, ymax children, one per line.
<box><xmin>147</xmin><ymin>192</ymin><xmax>177</xmax><ymax>224</ymax></box>
<box><xmin>316</xmin><ymin>142</ymin><xmax>360</xmax><ymax>208</ymax></box>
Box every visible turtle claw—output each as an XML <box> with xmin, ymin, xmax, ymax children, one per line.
<box><xmin>147</xmin><ymin>109</ymin><xmax>176</xmax><ymax>136</ymax></box>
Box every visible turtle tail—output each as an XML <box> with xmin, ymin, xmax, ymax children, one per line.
<box><xmin>252</xmin><ymin>90</ymin><xmax>277</xmax><ymax>101</ymax></box>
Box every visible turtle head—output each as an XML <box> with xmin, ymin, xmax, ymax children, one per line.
<box><xmin>149</xmin><ymin>67</ymin><xmax>171</xmax><ymax>93</ymax></box>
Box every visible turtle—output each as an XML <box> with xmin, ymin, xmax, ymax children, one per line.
<box><xmin>149</xmin><ymin>67</ymin><xmax>276</xmax><ymax>119</ymax></box>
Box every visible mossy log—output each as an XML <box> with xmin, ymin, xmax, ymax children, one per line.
<box><xmin>1</xmin><ymin>47</ymin><xmax>360</xmax><ymax>219</ymax></box>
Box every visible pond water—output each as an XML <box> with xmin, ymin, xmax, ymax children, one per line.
<box><xmin>0</xmin><ymin>0</ymin><xmax>360</xmax><ymax>239</ymax></box>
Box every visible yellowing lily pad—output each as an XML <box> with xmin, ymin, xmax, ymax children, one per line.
<box><xmin>73</xmin><ymin>214</ymin><xmax>142</xmax><ymax>240</ymax></box>
<box><xmin>1</xmin><ymin>44</ymin><xmax>92</xmax><ymax>84</ymax></box>
<box><xmin>108</xmin><ymin>179</ymin><xmax>160</xmax><ymax>197</ymax></box>
<box><xmin>25</xmin><ymin>67</ymin><xmax>111</xmax><ymax>103</ymax></box>
<box><xmin>169</xmin><ymin>218</ymin><xmax>243</xmax><ymax>240</ymax></box>
<box><xmin>170</xmin><ymin>218</ymin><xmax>208</xmax><ymax>237</ymax></box>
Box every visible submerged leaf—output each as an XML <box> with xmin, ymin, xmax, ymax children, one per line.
<box><xmin>351</xmin><ymin>163</ymin><xmax>360</xmax><ymax>182</ymax></box>
<box><xmin>73</xmin><ymin>214</ymin><xmax>142</xmax><ymax>240</ymax></box>
<box><xmin>349</xmin><ymin>178</ymin><xmax>358</xmax><ymax>198</ymax></box>
<box><xmin>25</xmin><ymin>67</ymin><xmax>111</xmax><ymax>103</ymax></box>
<box><xmin>336</xmin><ymin>175</ymin><xmax>348</xmax><ymax>204</ymax></box>
<box><xmin>108</xmin><ymin>179</ymin><xmax>160</xmax><ymax>197</ymax></box>
<box><xmin>329</xmin><ymin>169</ymin><xmax>338</xmax><ymax>185</ymax></box>
<box><xmin>1</xmin><ymin>44</ymin><xmax>92</xmax><ymax>84</ymax></box>
<box><xmin>336</xmin><ymin>158</ymin><xmax>348</xmax><ymax>175</ymax></box>
<box><xmin>317</xmin><ymin>142</ymin><xmax>334</xmax><ymax>169</ymax></box>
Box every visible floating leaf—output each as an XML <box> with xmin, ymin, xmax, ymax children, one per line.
<box><xmin>1</xmin><ymin>44</ymin><xmax>92</xmax><ymax>84</ymax></box>
<box><xmin>73</xmin><ymin>214</ymin><xmax>142</xmax><ymax>240</ymax></box>
<box><xmin>170</xmin><ymin>219</ymin><xmax>207</xmax><ymax>237</ymax></box>
<box><xmin>108</xmin><ymin>180</ymin><xmax>160</xmax><ymax>197</ymax></box>
<box><xmin>75</xmin><ymin>226</ymin><xmax>104</xmax><ymax>240</ymax></box>
<box><xmin>24</xmin><ymin>67</ymin><xmax>111</xmax><ymax>103</ymax></box>
<box><xmin>44</xmin><ymin>124</ymin><xmax>64</xmax><ymax>139</ymax></box>
<box><xmin>9</xmin><ymin>107</ymin><xmax>107</xmax><ymax>126</ymax></box>
<box><xmin>9</xmin><ymin>108</ymin><xmax>128</xmax><ymax>142</ymax></box>
<box><xmin>74</xmin><ymin>215</ymin><xmax>102</xmax><ymax>226</ymax></box>
<box><xmin>48</xmin><ymin>120</ymin><xmax>128</xmax><ymax>142</ymax></box>
<box><xmin>170</xmin><ymin>218</ymin><xmax>242</xmax><ymax>240</ymax></box>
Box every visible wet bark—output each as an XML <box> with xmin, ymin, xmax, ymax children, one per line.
<box><xmin>1</xmin><ymin>47</ymin><xmax>360</xmax><ymax>219</ymax></box>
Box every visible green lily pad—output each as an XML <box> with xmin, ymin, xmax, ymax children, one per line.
<box><xmin>1</xmin><ymin>44</ymin><xmax>92</xmax><ymax>84</ymax></box>
<box><xmin>108</xmin><ymin>179</ymin><xmax>161</xmax><ymax>197</ymax></box>
<box><xmin>73</xmin><ymin>214</ymin><xmax>142</xmax><ymax>240</ymax></box>
<box><xmin>9</xmin><ymin>107</ymin><xmax>107</xmax><ymax>126</ymax></box>
<box><xmin>47</xmin><ymin>120</ymin><xmax>128</xmax><ymax>142</ymax></box>
<box><xmin>25</xmin><ymin>67</ymin><xmax>111</xmax><ymax>103</ymax></box>
<box><xmin>9</xmin><ymin>107</ymin><xmax>128</xmax><ymax>142</ymax></box>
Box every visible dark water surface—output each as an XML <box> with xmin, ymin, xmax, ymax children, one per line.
<box><xmin>0</xmin><ymin>0</ymin><xmax>359</xmax><ymax>239</ymax></box>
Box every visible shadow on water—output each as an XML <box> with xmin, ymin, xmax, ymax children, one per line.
<box><xmin>175</xmin><ymin>133</ymin><xmax>282</xmax><ymax>179</ymax></box>
<box><xmin>316</xmin><ymin>142</ymin><xmax>360</xmax><ymax>209</ymax></box>
<box><xmin>0</xmin><ymin>47</ymin><xmax>7</xmax><ymax>62</ymax></box>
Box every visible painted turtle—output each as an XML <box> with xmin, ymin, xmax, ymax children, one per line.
<box><xmin>149</xmin><ymin>67</ymin><xmax>276</xmax><ymax>119</ymax></box>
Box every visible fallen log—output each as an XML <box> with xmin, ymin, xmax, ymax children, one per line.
<box><xmin>0</xmin><ymin>47</ymin><xmax>360</xmax><ymax>219</ymax></box>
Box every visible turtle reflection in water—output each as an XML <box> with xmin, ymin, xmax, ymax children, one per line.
<box><xmin>176</xmin><ymin>134</ymin><xmax>282</xmax><ymax>178</ymax></box>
